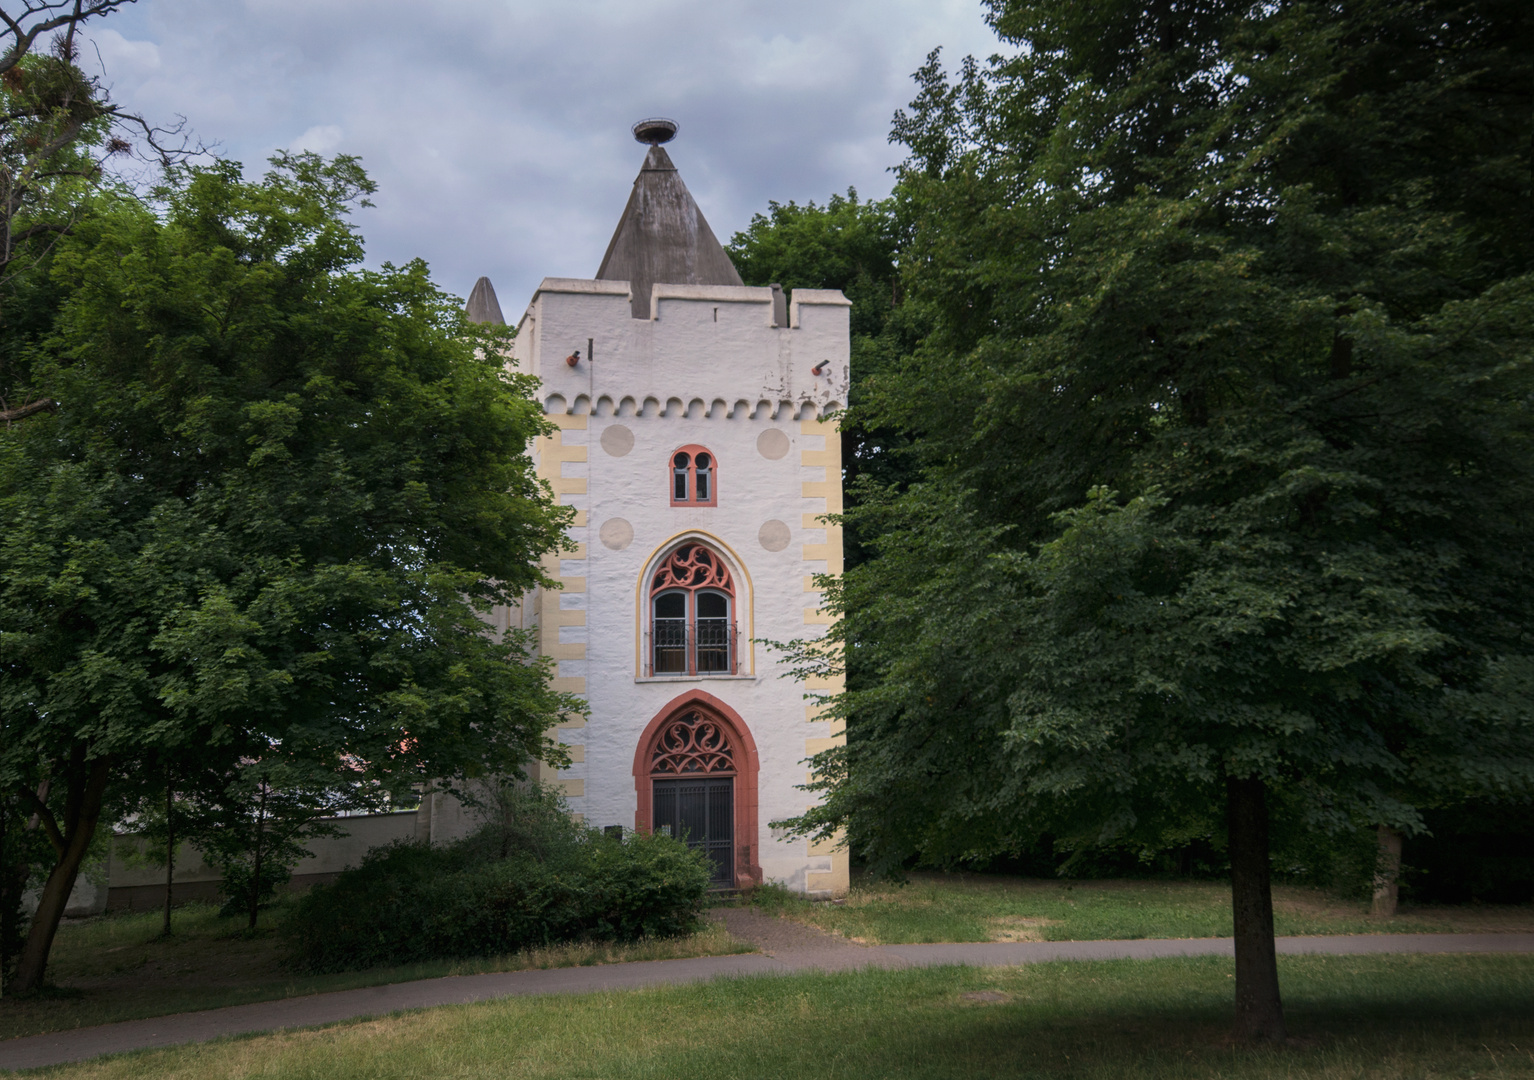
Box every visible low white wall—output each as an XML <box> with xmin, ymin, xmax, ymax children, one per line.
<box><xmin>105</xmin><ymin>810</ymin><xmax>420</xmax><ymax>910</ymax></box>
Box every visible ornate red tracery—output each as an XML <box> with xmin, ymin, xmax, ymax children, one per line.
<box><xmin>651</xmin><ymin>710</ymin><xmax>737</xmax><ymax>775</ymax></box>
<box><xmin>651</xmin><ymin>544</ymin><xmax>734</xmax><ymax>595</ymax></box>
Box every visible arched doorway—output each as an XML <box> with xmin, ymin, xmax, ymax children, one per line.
<box><xmin>633</xmin><ymin>690</ymin><xmax>760</xmax><ymax>889</ymax></box>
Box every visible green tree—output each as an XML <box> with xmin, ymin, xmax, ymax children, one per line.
<box><xmin>727</xmin><ymin>191</ymin><xmax>927</xmax><ymax>567</ymax></box>
<box><xmin>0</xmin><ymin>153</ymin><xmax>579</xmax><ymax>991</ymax></box>
<box><xmin>1</xmin><ymin>0</ymin><xmax>191</xmax><ymax>423</ymax></box>
<box><xmin>784</xmin><ymin>0</ymin><xmax>1534</xmax><ymax>1042</ymax></box>
<box><xmin>184</xmin><ymin>762</ymin><xmax>349</xmax><ymax>930</ymax></box>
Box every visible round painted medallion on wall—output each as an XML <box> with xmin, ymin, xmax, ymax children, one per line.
<box><xmin>599</xmin><ymin>517</ymin><xmax>635</xmax><ymax>551</ymax></box>
<box><xmin>756</xmin><ymin>428</ymin><xmax>790</xmax><ymax>460</ymax></box>
<box><xmin>600</xmin><ymin>424</ymin><xmax>635</xmax><ymax>457</ymax></box>
<box><xmin>758</xmin><ymin>519</ymin><xmax>791</xmax><ymax>552</ymax></box>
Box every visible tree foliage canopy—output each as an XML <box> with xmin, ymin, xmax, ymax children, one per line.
<box><xmin>784</xmin><ymin>0</ymin><xmax>1531</xmax><ymax>1037</ymax></box>
<box><xmin>727</xmin><ymin>190</ymin><xmax>929</xmax><ymax>564</ymax></box>
<box><xmin>0</xmin><ymin>152</ymin><xmax>579</xmax><ymax>989</ymax></box>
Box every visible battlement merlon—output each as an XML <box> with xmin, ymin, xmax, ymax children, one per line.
<box><xmin>511</xmin><ymin>279</ymin><xmax>851</xmax><ymax>419</ymax></box>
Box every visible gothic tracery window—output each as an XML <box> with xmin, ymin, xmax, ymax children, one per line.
<box><xmin>649</xmin><ymin>544</ymin><xmax>736</xmax><ymax>676</ymax></box>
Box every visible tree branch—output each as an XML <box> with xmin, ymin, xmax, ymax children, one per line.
<box><xmin>17</xmin><ymin>782</ymin><xmax>64</xmax><ymax>855</ymax></box>
<box><xmin>0</xmin><ymin>396</ymin><xmax>56</xmax><ymax>421</ymax></box>
<box><xmin>0</xmin><ymin>2</ymin><xmax>139</xmax><ymax>78</ymax></box>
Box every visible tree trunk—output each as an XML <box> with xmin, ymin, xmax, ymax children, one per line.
<box><xmin>1371</xmin><ymin>825</ymin><xmax>1404</xmax><ymax>917</ymax></box>
<box><xmin>248</xmin><ymin>784</ymin><xmax>266</xmax><ymax>931</ymax></box>
<box><xmin>1226</xmin><ymin>774</ymin><xmax>1286</xmax><ymax>1043</ymax></box>
<box><xmin>12</xmin><ymin>755</ymin><xmax>111</xmax><ymax>993</ymax></box>
<box><xmin>161</xmin><ymin>775</ymin><xmax>175</xmax><ymax>938</ymax></box>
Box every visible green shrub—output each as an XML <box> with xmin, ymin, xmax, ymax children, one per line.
<box><xmin>282</xmin><ymin>787</ymin><xmax>713</xmax><ymax>973</ymax></box>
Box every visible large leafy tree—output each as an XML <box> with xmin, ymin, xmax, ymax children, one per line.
<box><xmin>726</xmin><ymin>191</ymin><xmax>928</xmax><ymax>567</ymax></box>
<box><xmin>787</xmin><ymin>0</ymin><xmax>1534</xmax><ymax>1042</ymax></box>
<box><xmin>0</xmin><ymin>153</ymin><xmax>578</xmax><ymax>991</ymax></box>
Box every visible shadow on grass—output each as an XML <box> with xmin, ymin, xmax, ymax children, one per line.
<box><xmin>0</xmin><ymin>903</ymin><xmax>750</xmax><ymax>1044</ymax></box>
<box><xmin>38</xmin><ymin>954</ymin><xmax>1534</xmax><ymax>1080</ymax></box>
<box><xmin>651</xmin><ymin>956</ymin><xmax>1534</xmax><ymax>1079</ymax></box>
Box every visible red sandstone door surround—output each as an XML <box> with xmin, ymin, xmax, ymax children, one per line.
<box><xmin>632</xmin><ymin>689</ymin><xmax>761</xmax><ymax>889</ymax></box>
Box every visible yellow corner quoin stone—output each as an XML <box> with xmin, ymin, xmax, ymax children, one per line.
<box><xmin>559</xmin><ymin>779</ymin><xmax>585</xmax><ymax>798</ymax></box>
<box><xmin>808</xmin><ymin>835</ymin><xmax>840</xmax><ymax>857</ymax></box>
<box><xmin>562</xmin><ymin>744</ymin><xmax>586</xmax><ymax>764</ymax></box>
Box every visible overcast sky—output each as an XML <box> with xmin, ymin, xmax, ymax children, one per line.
<box><xmin>83</xmin><ymin>0</ymin><xmax>1002</xmax><ymax>317</ymax></box>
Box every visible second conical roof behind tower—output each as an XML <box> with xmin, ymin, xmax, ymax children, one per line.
<box><xmin>596</xmin><ymin>145</ymin><xmax>744</xmax><ymax>319</ymax></box>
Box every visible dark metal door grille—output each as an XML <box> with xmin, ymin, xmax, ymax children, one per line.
<box><xmin>652</xmin><ymin>777</ymin><xmax>733</xmax><ymax>886</ymax></box>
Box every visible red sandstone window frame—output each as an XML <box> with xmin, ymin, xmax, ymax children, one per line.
<box><xmin>669</xmin><ymin>444</ymin><xmax>718</xmax><ymax>507</ymax></box>
<box><xmin>648</xmin><ymin>543</ymin><xmax>737</xmax><ymax>676</ymax></box>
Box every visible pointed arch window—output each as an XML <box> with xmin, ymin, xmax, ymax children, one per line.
<box><xmin>670</xmin><ymin>444</ymin><xmax>717</xmax><ymax>506</ymax></box>
<box><xmin>649</xmin><ymin>544</ymin><xmax>737</xmax><ymax>676</ymax></box>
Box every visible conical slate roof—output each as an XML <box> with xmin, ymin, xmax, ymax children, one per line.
<box><xmin>465</xmin><ymin>276</ymin><xmax>505</xmax><ymax>325</ymax></box>
<box><xmin>596</xmin><ymin>145</ymin><xmax>744</xmax><ymax>319</ymax></box>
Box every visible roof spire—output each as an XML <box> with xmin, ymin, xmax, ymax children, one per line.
<box><xmin>465</xmin><ymin>276</ymin><xmax>504</xmax><ymax>325</ymax></box>
<box><xmin>596</xmin><ymin>122</ymin><xmax>743</xmax><ymax>319</ymax></box>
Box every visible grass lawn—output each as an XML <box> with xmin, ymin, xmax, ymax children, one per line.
<box><xmin>21</xmin><ymin>953</ymin><xmax>1534</xmax><ymax>1079</ymax></box>
<box><xmin>0</xmin><ymin>902</ymin><xmax>750</xmax><ymax>1042</ymax></box>
<box><xmin>756</xmin><ymin>872</ymin><xmax>1534</xmax><ymax>944</ymax></box>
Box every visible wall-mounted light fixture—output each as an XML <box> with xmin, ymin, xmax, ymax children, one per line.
<box><xmin>811</xmin><ymin>360</ymin><xmax>830</xmax><ymax>376</ymax></box>
<box><xmin>566</xmin><ymin>350</ymin><xmax>581</xmax><ymax>367</ymax></box>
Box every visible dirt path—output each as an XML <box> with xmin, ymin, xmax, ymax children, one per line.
<box><xmin>710</xmin><ymin>906</ymin><xmax>905</xmax><ymax>970</ymax></box>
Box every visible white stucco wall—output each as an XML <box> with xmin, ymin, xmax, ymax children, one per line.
<box><xmin>109</xmin><ymin>811</ymin><xmax>421</xmax><ymax>890</ymax></box>
<box><xmin>505</xmin><ymin>279</ymin><xmax>850</xmax><ymax>896</ymax></box>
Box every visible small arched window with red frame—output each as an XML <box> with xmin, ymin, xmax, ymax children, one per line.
<box><xmin>669</xmin><ymin>444</ymin><xmax>717</xmax><ymax>506</ymax></box>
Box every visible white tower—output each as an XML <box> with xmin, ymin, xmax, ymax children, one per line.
<box><xmin>471</xmin><ymin>123</ymin><xmax>849</xmax><ymax>895</ymax></box>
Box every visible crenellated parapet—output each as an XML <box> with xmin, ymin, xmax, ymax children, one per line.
<box><xmin>513</xmin><ymin>279</ymin><xmax>850</xmax><ymax>420</ymax></box>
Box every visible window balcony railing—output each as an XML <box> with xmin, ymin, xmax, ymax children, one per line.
<box><xmin>646</xmin><ymin>621</ymin><xmax>738</xmax><ymax>677</ymax></box>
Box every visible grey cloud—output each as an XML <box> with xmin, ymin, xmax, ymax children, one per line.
<box><xmin>89</xmin><ymin>0</ymin><xmax>1001</xmax><ymax>315</ymax></box>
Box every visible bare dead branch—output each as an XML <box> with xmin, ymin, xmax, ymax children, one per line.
<box><xmin>0</xmin><ymin>396</ymin><xmax>56</xmax><ymax>421</ymax></box>
<box><xmin>0</xmin><ymin>2</ymin><xmax>138</xmax><ymax>78</ymax></box>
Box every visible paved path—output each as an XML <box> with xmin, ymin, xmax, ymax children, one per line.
<box><xmin>2</xmin><ymin>915</ymin><xmax>1530</xmax><ymax>1073</ymax></box>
